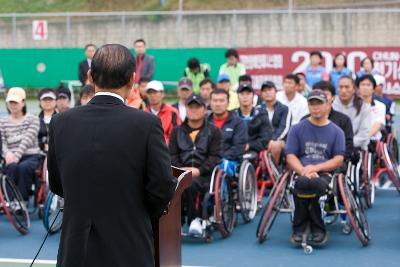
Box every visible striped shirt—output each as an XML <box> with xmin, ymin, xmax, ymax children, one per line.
<box><xmin>0</xmin><ymin>113</ymin><xmax>40</xmax><ymax>161</ymax></box>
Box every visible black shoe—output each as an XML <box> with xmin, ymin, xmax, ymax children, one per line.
<box><xmin>290</xmin><ymin>232</ymin><xmax>303</xmax><ymax>244</ymax></box>
<box><xmin>311</xmin><ymin>231</ymin><xmax>328</xmax><ymax>245</ymax></box>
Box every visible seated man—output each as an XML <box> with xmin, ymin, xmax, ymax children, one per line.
<box><xmin>233</xmin><ymin>83</ymin><xmax>273</xmax><ymax>153</ymax></box>
<box><xmin>259</xmin><ymin>81</ymin><xmax>291</xmax><ymax>165</ymax></box>
<box><xmin>169</xmin><ymin>94</ymin><xmax>222</xmax><ymax>235</ymax></box>
<box><xmin>285</xmin><ymin>89</ymin><xmax>345</xmax><ymax>245</ymax></box>
<box><xmin>207</xmin><ymin>88</ymin><xmax>247</xmax><ymax>175</ymax></box>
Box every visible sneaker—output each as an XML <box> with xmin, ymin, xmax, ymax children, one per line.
<box><xmin>290</xmin><ymin>232</ymin><xmax>303</xmax><ymax>244</ymax></box>
<box><xmin>188</xmin><ymin>218</ymin><xmax>203</xmax><ymax>236</ymax></box>
<box><xmin>311</xmin><ymin>231</ymin><xmax>328</xmax><ymax>245</ymax></box>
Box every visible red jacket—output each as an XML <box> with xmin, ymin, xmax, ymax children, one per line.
<box><xmin>146</xmin><ymin>103</ymin><xmax>181</xmax><ymax>144</ymax></box>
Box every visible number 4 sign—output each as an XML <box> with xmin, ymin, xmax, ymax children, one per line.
<box><xmin>32</xmin><ymin>20</ymin><xmax>48</xmax><ymax>40</ymax></box>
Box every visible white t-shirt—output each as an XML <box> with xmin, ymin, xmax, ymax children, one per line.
<box><xmin>369</xmin><ymin>100</ymin><xmax>386</xmax><ymax>141</ymax></box>
<box><xmin>276</xmin><ymin>91</ymin><xmax>309</xmax><ymax>125</ymax></box>
<box><xmin>178</xmin><ymin>102</ymin><xmax>187</xmax><ymax>122</ymax></box>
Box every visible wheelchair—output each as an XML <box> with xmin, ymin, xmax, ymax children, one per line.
<box><xmin>27</xmin><ymin>153</ymin><xmax>49</xmax><ymax>219</ymax></box>
<box><xmin>256</xmin><ymin>167</ymin><xmax>370</xmax><ymax>253</ymax></box>
<box><xmin>42</xmin><ymin>191</ymin><xmax>63</xmax><ymax>234</ymax></box>
<box><xmin>0</xmin><ymin>160</ymin><xmax>30</xmax><ymax>235</ymax></box>
<box><xmin>181</xmin><ymin>157</ymin><xmax>258</xmax><ymax>242</ymax></box>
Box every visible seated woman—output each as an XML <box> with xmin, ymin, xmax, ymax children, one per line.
<box><xmin>38</xmin><ymin>88</ymin><xmax>57</xmax><ymax>152</ymax></box>
<box><xmin>0</xmin><ymin>87</ymin><xmax>41</xmax><ymax>201</ymax></box>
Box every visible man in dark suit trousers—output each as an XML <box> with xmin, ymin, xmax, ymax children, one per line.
<box><xmin>134</xmin><ymin>39</ymin><xmax>155</xmax><ymax>82</ymax></box>
<box><xmin>78</xmin><ymin>44</ymin><xmax>96</xmax><ymax>85</ymax></box>
<box><xmin>48</xmin><ymin>44</ymin><xmax>177</xmax><ymax>267</ymax></box>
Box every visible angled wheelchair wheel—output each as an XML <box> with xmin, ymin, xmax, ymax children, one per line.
<box><xmin>239</xmin><ymin>160</ymin><xmax>257</xmax><ymax>223</ymax></box>
<box><xmin>256</xmin><ymin>172</ymin><xmax>289</xmax><ymax>243</ymax></box>
<box><xmin>361</xmin><ymin>151</ymin><xmax>375</xmax><ymax>207</ymax></box>
<box><xmin>381</xmin><ymin>143</ymin><xmax>400</xmax><ymax>193</ymax></box>
<box><xmin>338</xmin><ymin>174</ymin><xmax>370</xmax><ymax>246</ymax></box>
<box><xmin>43</xmin><ymin>192</ymin><xmax>63</xmax><ymax>234</ymax></box>
<box><xmin>0</xmin><ymin>175</ymin><xmax>30</xmax><ymax>235</ymax></box>
<box><xmin>214</xmin><ymin>169</ymin><xmax>236</xmax><ymax>238</ymax></box>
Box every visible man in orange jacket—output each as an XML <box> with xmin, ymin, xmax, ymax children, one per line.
<box><xmin>145</xmin><ymin>80</ymin><xmax>181</xmax><ymax>144</ymax></box>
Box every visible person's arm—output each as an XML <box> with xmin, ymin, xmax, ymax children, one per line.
<box><xmin>168</xmin><ymin>127</ymin><xmax>184</xmax><ymax>168</ymax></box>
<box><xmin>199</xmin><ymin>126</ymin><xmax>222</xmax><ymax>176</ymax></box>
<box><xmin>13</xmin><ymin>116</ymin><xmax>40</xmax><ymax>161</ymax></box>
<box><xmin>286</xmin><ymin>154</ymin><xmax>304</xmax><ymax>176</ymax></box>
<box><xmin>148</xmin><ymin>56</ymin><xmax>155</xmax><ymax>80</ymax></box>
<box><xmin>223</xmin><ymin>119</ymin><xmax>248</xmax><ymax>160</ymax></box>
<box><xmin>0</xmin><ymin>121</ymin><xmax>9</xmax><ymax>158</ymax></box>
<box><xmin>343</xmin><ymin>117</ymin><xmax>355</xmax><ymax>158</ymax></box>
<box><xmin>274</xmin><ymin>105</ymin><xmax>291</xmax><ymax>140</ymax></box>
<box><xmin>248</xmin><ymin>114</ymin><xmax>273</xmax><ymax>152</ymax></box>
<box><xmin>370</xmin><ymin>122</ymin><xmax>382</xmax><ymax>137</ymax></box>
<box><xmin>145</xmin><ymin>117</ymin><xmax>178</xmax><ymax>221</ymax></box>
<box><xmin>284</xmin><ymin>126</ymin><xmax>303</xmax><ymax>175</ymax></box>
<box><xmin>370</xmin><ymin>103</ymin><xmax>386</xmax><ymax>137</ymax></box>
<box><xmin>78</xmin><ymin>62</ymin><xmax>86</xmax><ymax>85</ymax></box>
<box><xmin>47</xmin><ymin>117</ymin><xmax>63</xmax><ymax>197</ymax></box>
<box><xmin>354</xmin><ymin>105</ymin><xmax>372</xmax><ymax>149</ymax></box>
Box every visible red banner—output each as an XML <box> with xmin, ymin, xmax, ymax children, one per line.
<box><xmin>238</xmin><ymin>47</ymin><xmax>400</xmax><ymax>97</ymax></box>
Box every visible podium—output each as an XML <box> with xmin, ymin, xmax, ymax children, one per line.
<box><xmin>153</xmin><ymin>167</ymin><xmax>192</xmax><ymax>267</ymax></box>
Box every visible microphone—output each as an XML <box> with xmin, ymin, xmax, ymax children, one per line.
<box><xmin>30</xmin><ymin>207</ymin><xmax>63</xmax><ymax>267</ymax></box>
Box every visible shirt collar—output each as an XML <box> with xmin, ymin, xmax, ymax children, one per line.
<box><xmin>95</xmin><ymin>92</ymin><xmax>125</xmax><ymax>104</ymax></box>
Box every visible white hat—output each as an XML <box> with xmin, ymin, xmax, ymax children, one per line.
<box><xmin>373</xmin><ymin>74</ymin><xmax>385</xmax><ymax>87</ymax></box>
<box><xmin>146</xmin><ymin>80</ymin><xmax>164</xmax><ymax>92</ymax></box>
<box><xmin>6</xmin><ymin>87</ymin><xmax>26</xmax><ymax>103</ymax></box>
<box><xmin>40</xmin><ymin>91</ymin><xmax>57</xmax><ymax>100</ymax></box>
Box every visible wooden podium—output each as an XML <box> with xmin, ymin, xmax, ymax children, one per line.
<box><xmin>153</xmin><ymin>167</ymin><xmax>192</xmax><ymax>267</ymax></box>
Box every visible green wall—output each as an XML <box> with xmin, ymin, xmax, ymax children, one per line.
<box><xmin>0</xmin><ymin>48</ymin><xmax>226</xmax><ymax>90</ymax></box>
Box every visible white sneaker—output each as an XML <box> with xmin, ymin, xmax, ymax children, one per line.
<box><xmin>188</xmin><ymin>217</ymin><xmax>203</xmax><ymax>236</ymax></box>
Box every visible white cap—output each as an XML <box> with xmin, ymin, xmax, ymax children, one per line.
<box><xmin>40</xmin><ymin>92</ymin><xmax>57</xmax><ymax>100</ymax></box>
<box><xmin>373</xmin><ymin>74</ymin><xmax>386</xmax><ymax>87</ymax></box>
<box><xmin>146</xmin><ymin>80</ymin><xmax>164</xmax><ymax>92</ymax></box>
<box><xmin>6</xmin><ymin>87</ymin><xmax>26</xmax><ymax>103</ymax></box>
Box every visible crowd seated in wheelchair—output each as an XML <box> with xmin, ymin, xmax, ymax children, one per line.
<box><xmin>169</xmin><ymin>94</ymin><xmax>222</xmax><ymax>236</ymax></box>
<box><xmin>0</xmin><ymin>87</ymin><xmax>42</xmax><ymax>203</ymax></box>
<box><xmin>285</xmin><ymin>89</ymin><xmax>345</xmax><ymax>245</ymax></box>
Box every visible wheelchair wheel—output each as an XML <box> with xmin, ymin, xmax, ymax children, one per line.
<box><xmin>361</xmin><ymin>151</ymin><xmax>375</xmax><ymax>207</ymax></box>
<box><xmin>387</xmin><ymin>133</ymin><xmax>399</xmax><ymax>164</ymax></box>
<box><xmin>43</xmin><ymin>192</ymin><xmax>63</xmax><ymax>234</ymax></box>
<box><xmin>338</xmin><ymin>174</ymin><xmax>370</xmax><ymax>246</ymax></box>
<box><xmin>256</xmin><ymin>172</ymin><xmax>289</xmax><ymax>243</ymax></box>
<box><xmin>381</xmin><ymin>143</ymin><xmax>400</xmax><ymax>193</ymax></box>
<box><xmin>0</xmin><ymin>175</ymin><xmax>30</xmax><ymax>235</ymax></box>
<box><xmin>239</xmin><ymin>160</ymin><xmax>257</xmax><ymax>223</ymax></box>
<box><xmin>214</xmin><ymin>169</ymin><xmax>236</xmax><ymax>238</ymax></box>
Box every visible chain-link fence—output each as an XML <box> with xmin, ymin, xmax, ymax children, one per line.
<box><xmin>0</xmin><ymin>8</ymin><xmax>399</xmax><ymax>48</ymax></box>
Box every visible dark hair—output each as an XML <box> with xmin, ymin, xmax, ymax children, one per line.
<box><xmin>355</xmin><ymin>74</ymin><xmax>376</xmax><ymax>89</ymax></box>
<box><xmin>134</xmin><ymin>39</ymin><xmax>146</xmax><ymax>45</ymax></box>
<box><xmin>139</xmin><ymin>77</ymin><xmax>150</xmax><ymax>84</ymax></box>
<box><xmin>309</xmin><ymin>50</ymin><xmax>323</xmax><ymax>59</ymax></box>
<box><xmin>337</xmin><ymin>75</ymin><xmax>363</xmax><ymax>115</ymax></box>
<box><xmin>338</xmin><ymin>75</ymin><xmax>353</xmax><ymax>84</ymax></box>
<box><xmin>239</xmin><ymin>74</ymin><xmax>252</xmax><ymax>83</ymax></box>
<box><xmin>360</xmin><ymin>57</ymin><xmax>374</xmax><ymax>69</ymax></box>
<box><xmin>187</xmin><ymin>58</ymin><xmax>200</xmax><ymax>70</ymax></box>
<box><xmin>80</xmin><ymin>84</ymin><xmax>95</xmax><ymax>98</ymax></box>
<box><xmin>199</xmin><ymin>78</ymin><xmax>215</xmax><ymax>89</ymax></box>
<box><xmin>84</xmin><ymin>43</ymin><xmax>96</xmax><ymax>50</ymax></box>
<box><xmin>284</xmin><ymin>74</ymin><xmax>300</xmax><ymax>84</ymax></box>
<box><xmin>7</xmin><ymin>101</ymin><xmax>27</xmax><ymax>115</ymax></box>
<box><xmin>295</xmin><ymin>72</ymin><xmax>305</xmax><ymax>78</ymax></box>
<box><xmin>210</xmin><ymin>88</ymin><xmax>230</xmax><ymax>102</ymax></box>
<box><xmin>225</xmin><ymin>48</ymin><xmax>239</xmax><ymax>59</ymax></box>
<box><xmin>38</xmin><ymin>88</ymin><xmax>56</xmax><ymax>100</ymax></box>
<box><xmin>333</xmin><ymin>53</ymin><xmax>347</xmax><ymax>68</ymax></box>
<box><xmin>312</xmin><ymin>81</ymin><xmax>335</xmax><ymax>96</ymax></box>
<box><xmin>91</xmin><ymin>44</ymin><xmax>136</xmax><ymax>89</ymax></box>
<box><xmin>261</xmin><ymin>81</ymin><xmax>277</xmax><ymax>90</ymax></box>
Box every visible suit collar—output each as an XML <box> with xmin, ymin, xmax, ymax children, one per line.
<box><xmin>89</xmin><ymin>95</ymin><xmax>125</xmax><ymax>106</ymax></box>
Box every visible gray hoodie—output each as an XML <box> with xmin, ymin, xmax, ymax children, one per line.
<box><xmin>333</xmin><ymin>97</ymin><xmax>371</xmax><ymax>150</ymax></box>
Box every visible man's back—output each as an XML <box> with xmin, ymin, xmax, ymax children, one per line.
<box><xmin>48</xmin><ymin>95</ymin><xmax>176</xmax><ymax>267</ymax></box>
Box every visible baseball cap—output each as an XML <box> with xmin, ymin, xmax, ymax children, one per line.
<box><xmin>178</xmin><ymin>77</ymin><xmax>193</xmax><ymax>90</ymax></box>
<box><xmin>40</xmin><ymin>91</ymin><xmax>57</xmax><ymax>100</ymax></box>
<box><xmin>56</xmin><ymin>85</ymin><xmax>71</xmax><ymax>100</ymax></box>
<box><xmin>261</xmin><ymin>81</ymin><xmax>277</xmax><ymax>90</ymax></box>
<box><xmin>307</xmin><ymin>89</ymin><xmax>327</xmax><ymax>103</ymax></box>
<box><xmin>237</xmin><ymin>83</ymin><xmax>254</xmax><ymax>93</ymax></box>
<box><xmin>218</xmin><ymin>74</ymin><xmax>230</xmax><ymax>83</ymax></box>
<box><xmin>6</xmin><ymin>87</ymin><xmax>26</xmax><ymax>103</ymax></box>
<box><xmin>146</xmin><ymin>80</ymin><xmax>164</xmax><ymax>92</ymax></box>
<box><xmin>186</xmin><ymin>94</ymin><xmax>206</xmax><ymax>106</ymax></box>
<box><xmin>373</xmin><ymin>74</ymin><xmax>385</xmax><ymax>86</ymax></box>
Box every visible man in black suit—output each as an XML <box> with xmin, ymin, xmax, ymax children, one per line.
<box><xmin>48</xmin><ymin>44</ymin><xmax>177</xmax><ymax>267</ymax></box>
<box><xmin>78</xmin><ymin>43</ymin><xmax>96</xmax><ymax>85</ymax></box>
<box><xmin>134</xmin><ymin>39</ymin><xmax>155</xmax><ymax>82</ymax></box>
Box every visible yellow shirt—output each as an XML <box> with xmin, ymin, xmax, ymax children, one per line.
<box><xmin>228</xmin><ymin>90</ymin><xmax>240</xmax><ymax>111</ymax></box>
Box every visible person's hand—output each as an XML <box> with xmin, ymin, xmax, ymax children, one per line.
<box><xmin>44</xmin><ymin>144</ymin><xmax>49</xmax><ymax>152</ymax></box>
<box><xmin>305</xmin><ymin>172</ymin><xmax>319</xmax><ymax>179</ymax></box>
<box><xmin>245</xmin><ymin>144</ymin><xmax>250</xmax><ymax>152</ymax></box>
<box><xmin>5</xmin><ymin>152</ymin><xmax>17</xmax><ymax>165</ymax></box>
<box><xmin>302</xmin><ymin>165</ymin><xmax>319</xmax><ymax>176</ymax></box>
<box><xmin>183</xmin><ymin>167</ymin><xmax>200</xmax><ymax>177</ymax></box>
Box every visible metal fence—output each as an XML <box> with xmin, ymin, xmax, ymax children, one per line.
<box><xmin>0</xmin><ymin>8</ymin><xmax>400</xmax><ymax>48</ymax></box>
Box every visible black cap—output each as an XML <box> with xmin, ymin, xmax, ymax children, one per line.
<box><xmin>186</xmin><ymin>94</ymin><xmax>206</xmax><ymax>106</ymax></box>
<box><xmin>261</xmin><ymin>81</ymin><xmax>277</xmax><ymax>90</ymax></box>
<box><xmin>307</xmin><ymin>89</ymin><xmax>327</xmax><ymax>103</ymax></box>
<box><xmin>56</xmin><ymin>85</ymin><xmax>71</xmax><ymax>100</ymax></box>
<box><xmin>237</xmin><ymin>83</ymin><xmax>253</xmax><ymax>93</ymax></box>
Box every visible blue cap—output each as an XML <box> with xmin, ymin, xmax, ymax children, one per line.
<box><xmin>218</xmin><ymin>74</ymin><xmax>230</xmax><ymax>83</ymax></box>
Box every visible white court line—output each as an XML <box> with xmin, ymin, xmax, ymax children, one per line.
<box><xmin>0</xmin><ymin>258</ymin><xmax>213</xmax><ymax>267</ymax></box>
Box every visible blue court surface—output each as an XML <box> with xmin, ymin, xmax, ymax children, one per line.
<box><xmin>0</xmin><ymin>188</ymin><xmax>399</xmax><ymax>267</ymax></box>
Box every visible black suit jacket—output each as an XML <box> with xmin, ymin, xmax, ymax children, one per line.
<box><xmin>48</xmin><ymin>95</ymin><xmax>177</xmax><ymax>267</ymax></box>
<box><xmin>78</xmin><ymin>60</ymin><xmax>90</xmax><ymax>85</ymax></box>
